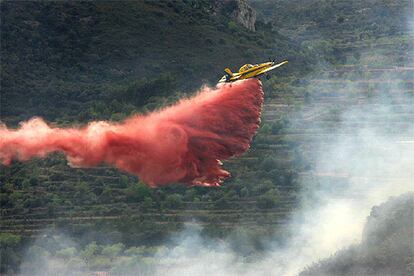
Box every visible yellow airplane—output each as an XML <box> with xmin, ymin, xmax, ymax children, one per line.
<box><xmin>218</xmin><ymin>59</ymin><xmax>288</xmax><ymax>83</ymax></box>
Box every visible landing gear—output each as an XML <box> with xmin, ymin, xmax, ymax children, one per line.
<box><xmin>266</xmin><ymin>74</ymin><xmax>272</xmax><ymax>80</ymax></box>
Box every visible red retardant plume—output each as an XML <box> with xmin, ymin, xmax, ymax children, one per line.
<box><xmin>0</xmin><ymin>79</ymin><xmax>263</xmax><ymax>187</ymax></box>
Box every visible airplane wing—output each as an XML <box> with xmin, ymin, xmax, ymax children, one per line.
<box><xmin>258</xmin><ymin>60</ymin><xmax>288</xmax><ymax>74</ymax></box>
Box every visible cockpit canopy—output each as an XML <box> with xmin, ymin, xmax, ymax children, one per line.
<box><xmin>238</xmin><ymin>64</ymin><xmax>255</xmax><ymax>73</ymax></box>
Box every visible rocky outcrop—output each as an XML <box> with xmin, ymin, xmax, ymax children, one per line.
<box><xmin>215</xmin><ymin>0</ymin><xmax>257</xmax><ymax>31</ymax></box>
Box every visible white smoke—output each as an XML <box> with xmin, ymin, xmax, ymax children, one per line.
<box><xmin>142</xmin><ymin>97</ymin><xmax>414</xmax><ymax>276</ymax></box>
<box><xmin>18</xmin><ymin>71</ymin><xmax>414</xmax><ymax>276</ymax></box>
<box><xmin>17</xmin><ymin>4</ymin><xmax>414</xmax><ymax>276</ymax></box>
<box><xmin>18</xmin><ymin>52</ymin><xmax>414</xmax><ymax>276</ymax></box>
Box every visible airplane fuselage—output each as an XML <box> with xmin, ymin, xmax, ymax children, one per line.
<box><xmin>219</xmin><ymin>60</ymin><xmax>288</xmax><ymax>83</ymax></box>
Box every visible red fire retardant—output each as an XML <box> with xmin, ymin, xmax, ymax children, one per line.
<box><xmin>0</xmin><ymin>79</ymin><xmax>263</xmax><ymax>187</ymax></box>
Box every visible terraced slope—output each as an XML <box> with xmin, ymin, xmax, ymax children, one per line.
<box><xmin>0</xmin><ymin>0</ymin><xmax>304</xmax><ymax>125</ymax></box>
<box><xmin>2</xmin><ymin>64</ymin><xmax>413</xmax><ymax>241</ymax></box>
<box><xmin>1</xmin><ymin>0</ymin><xmax>413</xmax><ymax>249</ymax></box>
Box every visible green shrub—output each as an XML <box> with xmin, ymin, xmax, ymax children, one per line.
<box><xmin>81</xmin><ymin>242</ymin><xmax>100</xmax><ymax>264</ymax></box>
<box><xmin>162</xmin><ymin>194</ymin><xmax>183</xmax><ymax>209</ymax></box>
<box><xmin>251</xmin><ymin>180</ymin><xmax>275</xmax><ymax>196</ymax></box>
<box><xmin>256</xmin><ymin>189</ymin><xmax>280</xmax><ymax>209</ymax></box>
<box><xmin>102</xmin><ymin>243</ymin><xmax>125</xmax><ymax>259</ymax></box>
<box><xmin>142</xmin><ymin>197</ymin><xmax>154</xmax><ymax>209</ymax></box>
<box><xmin>227</xmin><ymin>21</ymin><xmax>238</xmax><ymax>31</ymax></box>
<box><xmin>260</xmin><ymin>157</ymin><xmax>278</xmax><ymax>172</ymax></box>
<box><xmin>125</xmin><ymin>181</ymin><xmax>151</xmax><ymax>202</ymax></box>
<box><xmin>56</xmin><ymin>247</ymin><xmax>77</xmax><ymax>260</ymax></box>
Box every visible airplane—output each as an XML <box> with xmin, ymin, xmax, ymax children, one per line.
<box><xmin>218</xmin><ymin>59</ymin><xmax>288</xmax><ymax>83</ymax></box>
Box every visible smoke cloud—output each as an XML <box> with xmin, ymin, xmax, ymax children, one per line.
<box><xmin>143</xmin><ymin>82</ymin><xmax>414</xmax><ymax>276</ymax></box>
<box><xmin>17</xmin><ymin>77</ymin><xmax>414</xmax><ymax>276</ymax></box>
<box><xmin>0</xmin><ymin>79</ymin><xmax>263</xmax><ymax>187</ymax></box>
<box><xmin>12</xmin><ymin>9</ymin><xmax>414</xmax><ymax>275</ymax></box>
<box><xmin>167</xmin><ymin>115</ymin><xmax>414</xmax><ymax>276</ymax></box>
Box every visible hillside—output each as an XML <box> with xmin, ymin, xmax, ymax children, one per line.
<box><xmin>251</xmin><ymin>0</ymin><xmax>414</xmax><ymax>66</ymax></box>
<box><xmin>1</xmin><ymin>0</ymin><xmax>414</xmax><ymax>274</ymax></box>
<box><xmin>0</xmin><ymin>1</ymin><xmax>306</xmax><ymax>273</ymax></box>
<box><xmin>1</xmin><ymin>0</ymin><xmax>306</xmax><ymax>125</ymax></box>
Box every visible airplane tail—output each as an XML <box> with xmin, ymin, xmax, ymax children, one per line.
<box><xmin>224</xmin><ymin>68</ymin><xmax>233</xmax><ymax>77</ymax></box>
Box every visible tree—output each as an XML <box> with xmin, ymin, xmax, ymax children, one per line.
<box><xmin>124</xmin><ymin>246</ymin><xmax>146</xmax><ymax>256</ymax></box>
<box><xmin>119</xmin><ymin>175</ymin><xmax>130</xmax><ymax>188</ymax></box>
<box><xmin>183</xmin><ymin>189</ymin><xmax>196</xmax><ymax>201</ymax></box>
<box><xmin>240</xmin><ymin>187</ymin><xmax>250</xmax><ymax>197</ymax></box>
<box><xmin>251</xmin><ymin>180</ymin><xmax>275</xmax><ymax>196</ymax></box>
<box><xmin>0</xmin><ymin>234</ymin><xmax>22</xmax><ymax>273</ymax></box>
<box><xmin>74</xmin><ymin>181</ymin><xmax>96</xmax><ymax>205</ymax></box>
<box><xmin>81</xmin><ymin>242</ymin><xmax>100</xmax><ymax>264</ymax></box>
<box><xmin>256</xmin><ymin>189</ymin><xmax>279</xmax><ymax>209</ymax></box>
<box><xmin>101</xmin><ymin>243</ymin><xmax>125</xmax><ymax>260</ymax></box>
<box><xmin>9</xmin><ymin>191</ymin><xmax>23</xmax><ymax>207</ymax></box>
<box><xmin>142</xmin><ymin>197</ymin><xmax>154</xmax><ymax>209</ymax></box>
<box><xmin>56</xmin><ymin>247</ymin><xmax>77</xmax><ymax>260</ymax></box>
<box><xmin>162</xmin><ymin>194</ymin><xmax>183</xmax><ymax>209</ymax></box>
<box><xmin>259</xmin><ymin>123</ymin><xmax>271</xmax><ymax>135</ymax></box>
<box><xmin>125</xmin><ymin>181</ymin><xmax>151</xmax><ymax>202</ymax></box>
<box><xmin>227</xmin><ymin>21</ymin><xmax>238</xmax><ymax>31</ymax></box>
